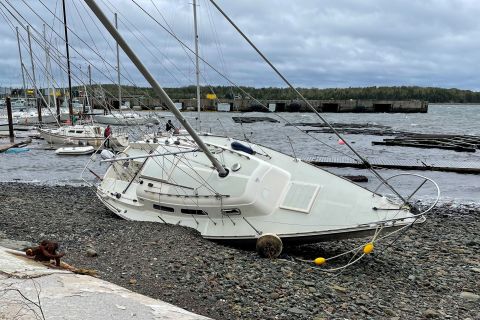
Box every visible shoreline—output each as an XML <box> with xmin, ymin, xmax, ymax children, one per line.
<box><xmin>0</xmin><ymin>183</ymin><xmax>478</xmax><ymax>319</ymax></box>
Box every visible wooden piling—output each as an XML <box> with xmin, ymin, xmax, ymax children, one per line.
<box><xmin>56</xmin><ymin>97</ymin><xmax>61</xmax><ymax>123</ymax></box>
<box><xmin>36</xmin><ymin>97</ymin><xmax>42</xmax><ymax>123</ymax></box>
<box><xmin>5</xmin><ymin>97</ymin><xmax>14</xmax><ymax>140</ymax></box>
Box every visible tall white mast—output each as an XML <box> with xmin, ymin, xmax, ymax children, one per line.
<box><xmin>15</xmin><ymin>27</ymin><xmax>27</xmax><ymax>100</ymax></box>
<box><xmin>43</xmin><ymin>24</ymin><xmax>51</xmax><ymax>108</ymax></box>
<box><xmin>27</xmin><ymin>25</ymin><xmax>38</xmax><ymax>108</ymax></box>
<box><xmin>115</xmin><ymin>13</ymin><xmax>121</xmax><ymax>109</ymax></box>
<box><xmin>193</xmin><ymin>0</ymin><xmax>201</xmax><ymax>129</ymax></box>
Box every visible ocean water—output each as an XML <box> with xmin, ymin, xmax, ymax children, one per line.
<box><xmin>1</xmin><ymin>104</ymin><xmax>479</xmax><ymax>203</ymax></box>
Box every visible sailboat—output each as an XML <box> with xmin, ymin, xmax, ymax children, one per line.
<box><xmin>84</xmin><ymin>0</ymin><xmax>438</xmax><ymax>256</ymax></box>
<box><xmin>37</xmin><ymin>3</ymin><xmax>129</xmax><ymax>151</ymax></box>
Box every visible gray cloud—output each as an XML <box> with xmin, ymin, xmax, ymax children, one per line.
<box><xmin>0</xmin><ymin>0</ymin><xmax>479</xmax><ymax>90</ymax></box>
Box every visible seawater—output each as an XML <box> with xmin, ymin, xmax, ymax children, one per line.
<box><xmin>1</xmin><ymin>104</ymin><xmax>479</xmax><ymax>203</ymax></box>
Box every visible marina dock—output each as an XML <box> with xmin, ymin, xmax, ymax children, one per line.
<box><xmin>304</xmin><ymin>156</ymin><xmax>480</xmax><ymax>174</ymax></box>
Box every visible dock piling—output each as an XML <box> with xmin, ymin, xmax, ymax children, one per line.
<box><xmin>6</xmin><ymin>97</ymin><xmax>14</xmax><ymax>141</ymax></box>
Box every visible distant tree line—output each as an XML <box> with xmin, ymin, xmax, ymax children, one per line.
<box><xmin>96</xmin><ymin>85</ymin><xmax>480</xmax><ymax>103</ymax></box>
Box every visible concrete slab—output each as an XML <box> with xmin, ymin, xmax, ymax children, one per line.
<box><xmin>0</xmin><ymin>247</ymin><xmax>210</xmax><ymax>320</ymax></box>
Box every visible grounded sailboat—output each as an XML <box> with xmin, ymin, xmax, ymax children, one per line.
<box><xmin>83</xmin><ymin>0</ymin><xmax>438</xmax><ymax>257</ymax></box>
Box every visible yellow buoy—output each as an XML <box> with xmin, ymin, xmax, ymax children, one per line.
<box><xmin>363</xmin><ymin>242</ymin><xmax>374</xmax><ymax>254</ymax></box>
<box><xmin>314</xmin><ymin>257</ymin><xmax>326</xmax><ymax>265</ymax></box>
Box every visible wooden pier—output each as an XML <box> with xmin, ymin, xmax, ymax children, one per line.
<box><xmin>304</xmin><ymin>156</ymin><xmax>480</xmax><ymax>174</ymax></box>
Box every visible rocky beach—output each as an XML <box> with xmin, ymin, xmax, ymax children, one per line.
<box><xmin>0</xmin><ymin>183</ymin><xmax>479</xmax><ymax>319</ymax></box>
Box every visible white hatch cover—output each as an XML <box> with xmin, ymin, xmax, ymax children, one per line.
<box><xmin>280</xmin><ymin>182</ymin><xmax>320</xmax><ymax>213</ymax></box>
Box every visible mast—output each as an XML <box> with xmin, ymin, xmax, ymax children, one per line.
<box><xmin>193</xmin><ymin>0</ymin><xmax>201</xmax><ymax>129</ymax></box>
<box><xmin>15</xmin><ymin>27</ymin><xmax>27</xmax><ymax>101</ymax></box>
<box><xmin>43</xmin><ymin>24</ymin><xmax>51</xmax><ymax>108</ymax></box>
<box><xmin>115</xmin><ymin>13</ymin><xmax>121</xmax><ymax>109</ymax></box>
<box><xmin>84</xmin><ymin>0</ymin><xmax>228</xmax><ymax>177</ymax></box>
<box><xmin>62</xmin><ymin>0</ymin><xmax>74</xmax><ymax>122</ymax></box>
<box><xmin>27</xmin><ymin>26</ymin><xmax>37</xmax><ymax>97</ymax></box>
<box><xmin>27</xmin><ymin>25</ymin><xmax>41</xmax><ymax>121</ymax></box>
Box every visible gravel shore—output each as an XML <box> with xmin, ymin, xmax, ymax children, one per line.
<box><xmin>0</xmin><ymin>183</ymin><xmax>479</xmax><ymax>319</ymax></box>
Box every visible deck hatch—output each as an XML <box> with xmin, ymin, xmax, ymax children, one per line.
<box><xmin>280</xmin><ymin>182</ymin><xmax>320</xmax><ymax>213</ymax></box>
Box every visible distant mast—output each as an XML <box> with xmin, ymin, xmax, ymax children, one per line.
<box><xmin>62</xmin><ymin>0</ymin><xmax>74</xmax><ymax>122</ymax></box>
<box><xmin>193</xmin><ymin>0</ymin><xmax>201</xmax><ymax>129</ymax></box>
<box><xmin>15</xmin><ymin>27</ymin><xmax>27</xmax><ymax>100</ymax></box>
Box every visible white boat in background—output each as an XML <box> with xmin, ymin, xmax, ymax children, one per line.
<box><xmin>94</xmin><ymin>112</ymin><xmax>154</xmax><ymax>125</ymax></box>
<box><xmin>38</xmin><ymin>124</ymin><xmax>129</xmax><ymax>151</ymax></box>
<box><xmin>0</xmin><ymin>108</ymin><xmax>57</xmax><ymax>125</ymax></box>
<box><xmin>55</xmin><ymin>145</ymin><xmax>95</xmax><ymax>155</ymax></box>
<box><xmin>11</xmin><ymin>99</ymin><xmax>26</xmax><ymax>108</ymax></box>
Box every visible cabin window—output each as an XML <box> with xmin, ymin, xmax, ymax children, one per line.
<box><xmin>181</xmin><ymin>208</ymin><xmax>207</xmax><ymax>215</ymax></box>
<box><xmin>68</xmin><ymin>130</ymin><xmax>75</xmax><ymax>133</ymax></box>
<box><xmin>75</xmin><ymin>130</ymin><xmax>84</xmax><ymax>134</ymax></box>
<box><xmin>153</xmin><ymin>204</ymin><xmax>174</xmax><ymax>212</ymax></box>
<box><xmin>221</xmin><ymin>208</ymin><xmax>241</xmax><ymax>215</ymax></box>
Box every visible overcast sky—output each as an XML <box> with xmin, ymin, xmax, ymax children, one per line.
<box><xmin>0</xmin><ymin>0</ymin><xmax>479</xmax><ymax>90</ymax></box>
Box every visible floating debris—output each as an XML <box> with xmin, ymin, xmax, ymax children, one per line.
<box><xmin>286</xmin><ymin>122</ymin><xmax>390</xmax><ymax>129</ymax></box>
<box><xmin>373</xmin><ymin>134</ymin><xmax>480</xmax><ymax>153</ymax></box>
<box><xmin>342</xmin><ymin>175</ymin><xmax>369</xmax><ymax>182</ymax></box>
<box><xmin>232</xmin><ymin>116</ymin><xmax>280</xmax><ymax>124</ymax></box>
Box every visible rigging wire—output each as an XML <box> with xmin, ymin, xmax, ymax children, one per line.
<box><xmin>128</xmin><ymin>0</ymin><xmax>357</xmax><ymax>160</ymax></box>
<box><xmin>207</xmin><ymin>0</ymin><xmax>406</xmax><ymax>202</ymax></box>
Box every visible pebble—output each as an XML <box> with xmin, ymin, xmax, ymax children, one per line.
<box><xmin>422</xmin><ymin>309</ymin><xmax>439</xmax><ymax>318</ymax></box>
<box><xmin>470</xmin><ymin>268</ymin><xmax>480</xmax><ymax>274</ymax></box>
<box><xmin>288</xmin><ymin>307</ymin><xmax>307</xmax><ymax>315</ymax></box>
<box><xmin>86</xmin><ymin>248</ymin><xmax>98</xmax><ymax>257</ymax></box>
<box><xmin>330</xmin><ymin>284</ymin><xmax>347</xmax><ymax>293</ymax></box>
<box><xmin>459</xmin><ymin>291</ymin><xmax>480</xmax><ymax>302</ymax></box>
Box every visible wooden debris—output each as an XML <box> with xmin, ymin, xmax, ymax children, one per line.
<box><xmin>342</xmin><ymin>175</ymin><xmax>369</xmax><ymax>182</ymax></box>
<box><xmin>286</xmin><ymin>122</ymin><xmax>390</xmax><ymax>129</ymax></box>
<box><xmin>305</xmin><ymin>156</ymin><xmax>480</xmax><ymax>174</ymax></box>
<box><xmin>305</xmin><ymin>128</ymin><xmax>404</xmax><ymax>136</ymax></box>
<box><xmin>373</xmin><ymin>134</ymin><xmax>480</xmax><ymax>153</ymax></box>
<box><xmin>289</xmin><ymin>122</ymin><xmax>405</xmax><ymax>136</ymax></box>
<box><xmin>232</xmin><ymin>117</ymin><xmax>280</xmax><ymax>124</ymax></box>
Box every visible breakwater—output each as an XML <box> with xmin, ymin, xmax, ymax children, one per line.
<box><xmin>139</xmin><ymin>98</ymin><xmax>428</xmax><ymax>113</ymax></box>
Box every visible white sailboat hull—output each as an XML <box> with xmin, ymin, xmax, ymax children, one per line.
<box><xmin>38</xmin><ymin>125</ymin><xmax>129</xmax><ymax>151</ymax></box>
<box><xmin>96</xmin><ymin>135</ymin><xmax>422</xmax><ymax>244</ymax></box>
